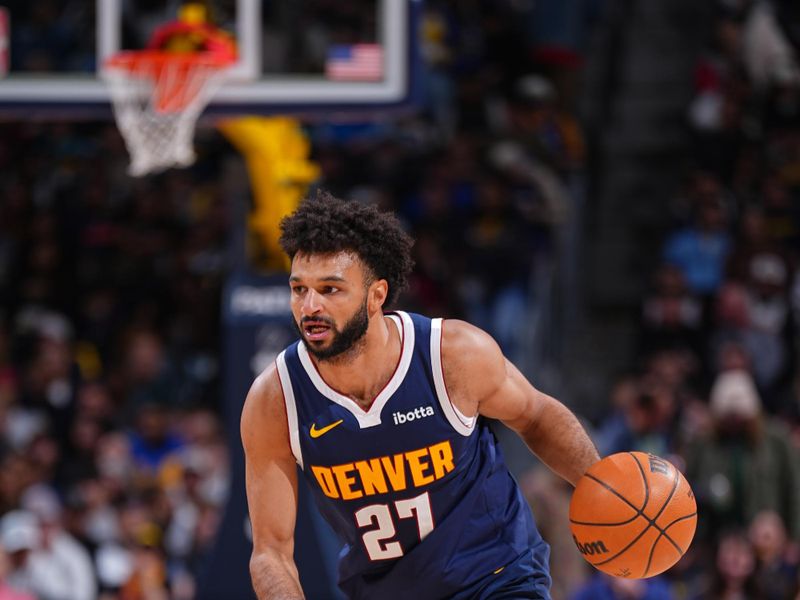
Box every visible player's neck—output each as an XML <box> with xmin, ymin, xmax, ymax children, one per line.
<box><xmin>313</xmin><ymin>314</ymin><xmax>401</xmax><ymax>409</ymax></box>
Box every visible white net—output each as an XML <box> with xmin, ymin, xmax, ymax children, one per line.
<box><xmin>103</xmin><ymin>54</ymin><xmax>230</xmax><ymax>177</ymax></box>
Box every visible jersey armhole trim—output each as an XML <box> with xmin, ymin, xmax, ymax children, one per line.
<box><xmin>276</xmin><ymin>350</ymin><xmax>304</xmax><ymax>469</ymax></box>
<box><xmin>430</xmin><ymin>318</ymin><xmax>475</xmax><ymax>436</ymax></box>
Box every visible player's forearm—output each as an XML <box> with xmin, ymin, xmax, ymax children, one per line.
<box><xmin>250</xmin><ymin>551</ymin><xmax>305</xmax><ymax>600</ymax></box>
<box><xmin>522</xmin><ymin>394</ymin><xmax>599</xmax><ymax>486</ymax></box>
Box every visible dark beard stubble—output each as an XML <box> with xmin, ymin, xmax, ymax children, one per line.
<box><xmin>294</xmin><ymin>297</ymin><xmax>370</xmax><ymax>362</ymax></box>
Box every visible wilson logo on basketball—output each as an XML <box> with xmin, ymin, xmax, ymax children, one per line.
<box><xmin>573</xmin><ymin>535</ymin><xmax>609</xmax><ymax>556</ymax></box>
<box><xmin>648</xmin><ymin>454</ymin><xmax>670</xmax><ymax>476</ymax></box>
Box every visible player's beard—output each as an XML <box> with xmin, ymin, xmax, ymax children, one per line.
<box><xmin>294</xmin><ymin>296</ymin><xmax>370</xmax><ymax>362</ymax></box>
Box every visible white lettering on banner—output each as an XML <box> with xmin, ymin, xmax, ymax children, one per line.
<box><xmin>230</xmin><ymin>286</ymin><xmax>290</xmax><ymax>316</ymax></box>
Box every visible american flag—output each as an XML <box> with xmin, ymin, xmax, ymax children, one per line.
<box><xmin>325</xmin><ymin>44</ymin><xmax>384</xmax><ymax>81</ymax></box>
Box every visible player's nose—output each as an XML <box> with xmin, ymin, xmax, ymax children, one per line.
<box><xmin>301</xmin><ymin>289</ymin><xmax>323</xmax><ymax>315</ymax></box>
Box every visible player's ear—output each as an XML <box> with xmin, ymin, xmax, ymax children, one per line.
<box><xmin>369</xmin><ymin>279</ymin><xmax>388</xmax><ymax>312</ymax></box>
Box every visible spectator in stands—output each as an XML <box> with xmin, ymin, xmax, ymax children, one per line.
<box><xmin>662</xmin><ymin>180</ymin><xmax>733</xmax><ymax>298</ymax></box>
<box><xmin>748</xmin><ymin>510</ymin><xmax>799</xmax><ymax>599</ymax></box>
<box><xmin>742</xmin><ymin>252</ymin><xmax>794</xmax><ymax>394</ymax></box>
<box><xmin>684</xmin><ymin>369</ymin><xmax>800</xmax><ymax>543</ymax></box>
<box><xmin>0</xmin><ymin>455</ymin><xmax>37</xmax><ymax>518</ymax></box>
<box><xmin>419</xmin><ymin>3</ymin><xmax>457</xmax><ymax>138</ymax></box>
<box><xmin>640</xmin><ymin>263</ymin><xmax>704</xmax><ymax>356</ymax></box>
<box><xmin>123</xmin><ymin>329</ymin><xmax>179</xmax><ymax>414</ymax></box>
<box><xmin>699</xmin><ymin>531</ymin><xmax>762</xmax><ymax>600</ymax></box>
<box><xmin>760</xmin><ymin>174</ymin><xmax>800</xmax><ymax>255</ymax></box>
<box><xmin>710</xmin><ymin>282</ymin><xmax>752</xmax><ymax>358</ymax></box>
<box><xmin>128</xmin><ymin>401</ymin><xmax>184</xmax><ymax>475</ymax></box>
<box><xmin>689</xmin><ymin>15</ymin><xmax>743</xmax><ymax>135</ymax></box>
<box><xmin>118</xmin><ymin>543</ymin><xmax>169</xmax><ymax>600</ymax></box>
<box><xmin>525</xmin><ymin>0</ymin><xmax>604</xmax><ymax>117</ymax></box>
<box><xmin>15</xmin><ymin>309</ymin><xmax>79</xmax><ymax>448</ymax></box>
<box><xmin>94</xmin><ymin>543</ymin><xmax>134</xmax><ymax>599</ymax></box>
<box><xmin>0</xmin><ymin>511</ymin><xmax>40</xmax><ymax>598</ymax></box>
<box><xmin>740</xmin><ymin>0</ymin><xmax>800</xmax><ymax>92</ymax></box>
<box><xmin>508</xmin><ymin>75</ymin><xmax>587</xmax><ymax>174</ymax></box>
<box><xmin>712</xmin><ymin>252</ymin><xmax>794</xmax><ymax>408</ymax></box>
<box><xmin>0</xmin><ymin>545</ymin><xmax>34</xmax><ymax>600</ymax></box>
<box><xmin>59</xmin><ymin>414</ymin><xmax>105</xmax><ymax>490</ymax></box>
<box><xmin>19</xmin><ymin>484</ymin><xmax>96</xmax><ymax>600</ymax></box>
<box><xmin>598</xmin><ymin>383</ymin><xmax>677</xmax><ymax>458</ymax></box>
<box><xmin>725</xmin><ymin>205</ymin><xmax>786</xmax><ymax>284</ymax></box>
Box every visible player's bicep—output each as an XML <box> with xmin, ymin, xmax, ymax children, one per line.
<box><xmin>441</xmin><ymin>319</ymin><xmax>543</xmax><ymax>429</ymax></box>
<box><xmin>478</xmin><ymin>359</ymin><xmax>545</xmax><ymax>433</ymax></box>
<box><xmin>241</xmin><ymin>369</ymin><xmax>299</xmax><ymax>557</ymax></box>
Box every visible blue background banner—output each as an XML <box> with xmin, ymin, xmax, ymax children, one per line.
<box><xmin>198</xmin><ymin>271</ymin><xmax>342</xmax><ymax>600</ymax></box>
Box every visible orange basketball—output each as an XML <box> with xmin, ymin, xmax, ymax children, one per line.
<box><xmin>569</xmin><ymin>452</ymin><xmax>697</xmax><ymax>579</ymax></box>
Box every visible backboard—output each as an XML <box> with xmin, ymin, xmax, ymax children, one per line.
<box><xmin>0</xmin><ymin>0</ymin><xmax>420</xmax><ymax>119</ymax></box>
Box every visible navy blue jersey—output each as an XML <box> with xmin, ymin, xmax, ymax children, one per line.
<box><xmin>276</xmin><ymin>311</ymin><xmax>549</xmax><ymax>599</ymax></box>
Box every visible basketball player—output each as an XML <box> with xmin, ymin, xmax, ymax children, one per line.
<box><xmin>241</xmin><ymin>192</ymin><xmax>600</xmax><ymax>599</ymax></box>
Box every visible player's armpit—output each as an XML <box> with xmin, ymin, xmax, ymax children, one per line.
<box><xmin>241</xmin><ymin>365</ymin><xmax>305</xmax><ymax>600</ymax></box>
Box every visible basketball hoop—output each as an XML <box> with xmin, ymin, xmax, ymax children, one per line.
<box><xmin>103</xmin><ymin>43</ymin><xmax>235</xmax><ymax>176</ymax></box>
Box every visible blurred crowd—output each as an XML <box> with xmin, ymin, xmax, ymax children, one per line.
<box><xmin>548</xmin><ymin>0</ymin><xmax>800</xmax><ymax>598</ymax></box>
<box><xmin>3</xmin><ymin>0</ymin><xmax>800</xmax><ymax>599</ymax></box>
<box><xmin>0</xmin><ymin>125</ymin><xmax>233</xmax><ymax>599</ymax></box>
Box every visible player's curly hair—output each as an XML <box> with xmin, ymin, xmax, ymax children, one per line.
<box><xmin>279</xmin><ymin>190</ymin><xmax>414</xmax><ymax>308</ymax></box>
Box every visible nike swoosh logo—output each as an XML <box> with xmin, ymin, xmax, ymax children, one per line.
<box><xmin>310</xmin><ymin>419</ymin><xmax>344</xmax><ymax>439</ymax></box>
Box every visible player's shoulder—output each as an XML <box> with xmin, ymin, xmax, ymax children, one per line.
<box><xmin>241</xmin><ymin>361</ymin><xmax>286</xmax><ymax>432</ymax></box>
<box><xmin>440</xmin><ymin>318</ymin><xmax>502</xmax><ymax>358</ymax></box>
<box><xmin>241</xmin><ymin>361</ymin><xmax>295</xmax><ymax>459</ymax></box>
<box><xmin>439</xmin><ymin>319</ymin><xmax>505</xmax><ymax>391</ymax></box>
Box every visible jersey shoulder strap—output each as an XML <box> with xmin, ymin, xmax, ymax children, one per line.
<box><xmin>404</xmin><ymin>312</ymin><xmax>476</xmax><ymax>436</ymax></box>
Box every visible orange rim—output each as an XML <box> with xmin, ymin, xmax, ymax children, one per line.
<box><xmin>105</xmin><ymin>49</ymin><xmax>235</xmax><ymax>72</ymax></box>
<box><xmin>104</xmin><ymin>50</ymin><xmax>234</xmax><ymax>113</ymax></box>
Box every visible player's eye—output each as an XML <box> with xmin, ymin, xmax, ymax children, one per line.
<box><xmin>291</xmin><ymin>285</ymin><xmax>306</xmax><ymax>295</ymax></box>
<box><xmin>322</xmin><ymin>286</ymin><xmax>339</xmax><ymax>294</ymax></box>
